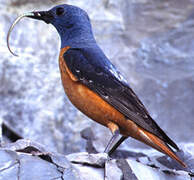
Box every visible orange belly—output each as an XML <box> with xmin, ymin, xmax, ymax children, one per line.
<box><xmin>59</xmin><ymin>47</ymin><xmax>126</xmax><ymax>128</ymax></box>
<box><xmin>58</xmin><ymin>48</ymin><xmax>153</xmax><ymax>138</ymax></box>
<box><xmin>58</xmin><ymin>47</ymin><xmax>145</xmax><ymax>138</ymax></box>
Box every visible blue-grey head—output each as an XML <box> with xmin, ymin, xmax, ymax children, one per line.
<box><xmin>17</xmin><ymin>4</ymin><xmax>96</xmax><ymax>49</ymax></box>
<box><xmin>7</xmin><ymin>4</ymin><xmax>97</xmax><ymax>56</ymax></box>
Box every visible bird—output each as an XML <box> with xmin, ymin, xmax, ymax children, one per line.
<box><xmin>7</xmin><ymin>4</ymin><xmax>186</xmax><ymax>167</ymax></box>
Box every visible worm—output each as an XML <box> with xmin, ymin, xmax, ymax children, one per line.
<box><xmin>7</xmin><ymin>12</ymin><xmax>34</xmax><ymax>56</ymax></box>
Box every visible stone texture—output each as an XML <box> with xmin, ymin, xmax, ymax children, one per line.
<box><xmin>0</xmin><ymin>140</ymin><xmax>79</xmax><ymax>180</ymax></box>
<box><xmin>104</xmin><ymin>159</ymin><xmax>123</xmax><ymax>180</ymax></box>
<box><xmin>66</xmin><ymin>152</ymin><xmax>107</xmax><ymax>168</ymax></box>
<box><xmin>0</xmin><ymin>139</ymin><xmax>193</xmax><ymax>180</ymax></box>
<box><xmin>66</xmin><ymin>148</ymin><xmax>194</xmax><ymax>180</ymax></box>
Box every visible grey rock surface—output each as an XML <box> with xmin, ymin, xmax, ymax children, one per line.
<box><xmin>0</xmin><ymin>139</ymin><xmax>194</xmax><ymax>180</ymax></box>
<box><xmin>0</xmin><ymin>0</ymin><xmax>194</xmax><ymax>174</ymax></box>
<box><xmin>66</xmin><ymin>147</ymin><xmax>194</xmax><ymax>180</ymax></box>
<box><xmin>0</xmin><ymin>140</ymin><xmax>79</xmax><ymax>180</ymax></box>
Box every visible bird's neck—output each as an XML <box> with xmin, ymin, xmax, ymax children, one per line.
<box><xmin>59</xmin><ymin>27</ymin><xmax>96</xmax><ymax>48</ymax></box>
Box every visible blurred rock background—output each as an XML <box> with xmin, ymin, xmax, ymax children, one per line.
<box><xmin>0</xmin><ymin>0</ymin><xmax>194</xmax><ymax>156</ymax></box>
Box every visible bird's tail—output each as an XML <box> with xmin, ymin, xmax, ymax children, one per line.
<box><xmin>137</xmin><ymin>128</ymin><xmax>186</xmax><ymax>168</ymax></box>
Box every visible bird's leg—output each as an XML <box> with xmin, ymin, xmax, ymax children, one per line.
<box><xmin>104</xmin><ymin>122</ymin><xmax>120</xmax><ymax>153</ymax></box>
<box><xmin>108</xmin><ymin>136</ymin><xmax>127</xmax><ymax>156</ymax></box>
<box><xmin>104</xmin><ymin>129</ymin><xmax>120</xmax><ymax>153</ymax></box>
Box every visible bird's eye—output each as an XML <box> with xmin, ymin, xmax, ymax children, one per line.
<box><xmin>56</xmin><ymin>7</ymin><xmax>64</xmax><ymax>16</ymax></box>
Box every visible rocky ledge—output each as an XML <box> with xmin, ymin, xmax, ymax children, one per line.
<box><xmin>0</xmin><ymin>139</ymin><xmax>193</xmax><ymax>180</ymax></box>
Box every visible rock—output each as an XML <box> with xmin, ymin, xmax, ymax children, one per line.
<box><xmin>127</xmin><ymin>159</ymin><xmax>191</xmax><ymax>180</ymax></box>
<box><xmin>116</xmin><ymin>159</ymin><xmax>138</xmax><ymax>180</ymax></box>
<box><xmin>0</xmin><ymin>140</ymin><xmax>79</xmax><ymax>180</ymax></box>
<box><xmin>104</xmin><ymin>159</ymin><xmax>123</xmax><ymax>180</ymax></box>
<box><xmin>80</xmin><ymin>127</ymin><xmax>98</xmax><ymax>154</ymax></box>
<box><xmin>66</xmin><ymin>152</ymin><xmax>107</xmax><ymax>168</ymax></box>
<box><xmin>66</xmin><ymin>150</ymin><xmax>193</xmax><ymax>180</ymax></box>
<box><xmin>2</xmin><ymin>0</ymin><xmax>59</xmax><ymax>6</ymax></box>
<box><xmin>0</xmin><ymin>139</ymin><xmax>193</xmax><ymax>180</ymax></box>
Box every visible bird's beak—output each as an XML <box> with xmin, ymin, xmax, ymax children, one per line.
<box><xmin>26</xmin><ymin>11</ymin><xmax>53</xmax><ymax>24</ymax></box>
<box><xmin>7</xmin><ymin>11</ymin><xmax>53</xmax><ymax>56</ymax></box>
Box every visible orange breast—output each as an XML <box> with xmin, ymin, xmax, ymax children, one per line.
<box><xmin>59</xmin><ymin>47</ymin><xmax>126</xmax><ymax>127</ymax></box>
<box><xmin>58</xmin><ymin>48</ymin><xmax>144</xmax><ymax>138</ymax></box>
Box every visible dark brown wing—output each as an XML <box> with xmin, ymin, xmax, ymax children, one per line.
<box><xmin>63</xmin><ymin>46</ymin><xmax>179</xmax><ymax>150</ymax></box>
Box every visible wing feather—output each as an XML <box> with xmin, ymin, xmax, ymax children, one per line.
<box><xmin>63</xmin><ymin>47</ymin><xmax>179</xmax><ymax>150</ymax></box>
